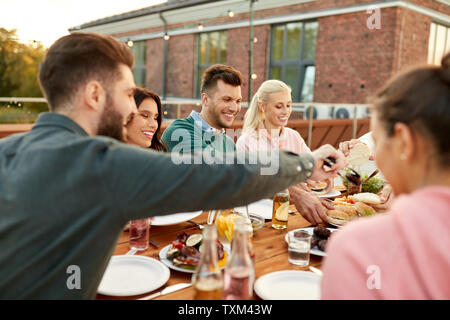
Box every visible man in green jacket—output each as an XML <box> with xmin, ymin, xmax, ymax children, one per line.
<box><xmin>161</xmin><ymin>64</ymin><xmax>241</xmax><ymax>156</ymax></box>
<box><xmin>0</xmin><ymin>33</ymin><xmax>345</xmax><ymax>299</ymax></box>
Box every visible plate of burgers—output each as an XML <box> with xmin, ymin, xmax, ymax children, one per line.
<box><xmin>326</xmin><ymin>193</ymin><xmax>380</xmax><ymax>227</ymax></box>
<box><xmin>306</xmin><ymin>181</ymin><xmax>341</xmax><ymax>198</ymax></box>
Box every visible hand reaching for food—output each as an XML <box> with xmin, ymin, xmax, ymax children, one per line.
<box><xmin>289</xmin><ymin>185</ymin><xmax>329</xmax><ymax>226</ymax></box>
<box><xmin>370</xmin><ymin>184</ymin><xmax>394</xmax><ymax>212</ymax></box>
<box><xmin>310</xmin><ymin>144</ymin><xmax>347</xmax><ymax>181</ymax></box>
<box><xmin>339</xmin><ymin>139</ymin><xmax>375</xmax><ymax>162</ymax></box>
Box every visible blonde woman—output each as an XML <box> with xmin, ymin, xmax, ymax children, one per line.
<box><xmin>236</xmin><ymin>80</ymin><xmax>310</xmax><ymax>154</ymax></box>
<box><xmin>236</xmin><ymin>80</ymin><xmax>334</xmax><ymax>225</ymax></box>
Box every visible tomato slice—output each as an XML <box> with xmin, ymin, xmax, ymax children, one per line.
<box><xmin>171</xmin><ymin>240</ymin><xmax>184</xmax><ymax>250</ymax></box>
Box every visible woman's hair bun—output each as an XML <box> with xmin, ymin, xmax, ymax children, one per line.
<box><xmin>440</xmin><ymin>52</ymin><xmax>450</xmax><ymax>83</ymax></box>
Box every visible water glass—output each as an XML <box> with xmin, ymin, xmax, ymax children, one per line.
<box><xmin>129</xmin><ymin>218</ymin><xmax>150</xmax><ymax>251</ymax></box>
<box><xmin>287</xmin><ymin>231</ymin><xmax>311</xmax><ymax>266</ymax></box>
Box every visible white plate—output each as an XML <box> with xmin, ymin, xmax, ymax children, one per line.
<box><xmin>152</xmin><ymin>210</ymin><xmax>203</xmax><ymax>226</ymax></box>
<box><xmin>159</xmin><ymin>244</ymin><xmax>228</xmax><ymax>274</ymax></box>
<box><xmin>235</xmin><ymin>199</ymin><xmax>273</xmax><ymax>220</ymax></box>
<box><xmin>327</xmin><ymin>221</ymin><xmax>343</xmax><ymax>228</ymax></box>
<box><xmin>254</xmin><ymin>270</ymin><xmax>321</xmax><ymax>300</ymax></box>
<box><xmin>314</xmin><ymin>189</ymin><xmax>341</xmax><ymax>198</ymax></box>
<box><xmin>98</xmin><ymin>255</ymin><xmax>170</xmax><ymax>296</ymax></box>
<box><xmin>284</xmin><ymin>227</ymin><xmax>336</xmax><ymax>257</ymax></box>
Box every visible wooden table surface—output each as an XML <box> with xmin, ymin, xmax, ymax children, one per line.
<box><xmin>96</xmin><ymin>205</ymin><xmax>329</xmax><ymax>300</ymax></box>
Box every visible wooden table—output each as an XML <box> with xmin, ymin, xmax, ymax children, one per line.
<box><xmin>96</xmin><ymin>205</ymin><xmax>325</xmax><ymax>300</ymax></box>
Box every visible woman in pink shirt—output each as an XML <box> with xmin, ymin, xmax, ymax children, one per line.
<box><xmin>236</xmin><ymin>80</ymin><xmax>334</xmax><ymax>225</ymax></box>
<box><xmin>322</xmin><ymin>53</ymin><xmax>450</xmax><ymax>299</ymax></box>
<box><xmin>236</xmin><ymin>80</ymin><xmax>310</xmax><ymax>155</ymax></box>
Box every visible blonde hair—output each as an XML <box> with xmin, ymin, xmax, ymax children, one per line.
<box><xmin>243</xmin><ymin>80</ymin><xmax>292</xmax><ymax>133</ymax></box>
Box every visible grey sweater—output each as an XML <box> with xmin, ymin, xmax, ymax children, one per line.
<box><xmin>0</xmin><ymin>113</ymin><xmax>314</xmax><ymax>299</ymax></box>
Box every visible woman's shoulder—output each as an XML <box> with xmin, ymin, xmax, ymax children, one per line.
<box><xmin>236</xmin><ymin>130</ymin><xmax>258</xmax><ymax>150</ymax></box>
<box><xmin>283</xmin><ymin>127</ymin><xmax>303</xmax><ymax>140</ymax></box>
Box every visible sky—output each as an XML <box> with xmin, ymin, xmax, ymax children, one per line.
<box><xmin>1</xmin><ymin>0</ymin><xmax>168</xmax><ymax>47</ymax></box>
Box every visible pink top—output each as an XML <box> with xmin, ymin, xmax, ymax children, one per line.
<box><xmin>236</xmin><ymin>127</ymin><xmax>311</xmax><ymax>155</ymax></box>
<box><xmin>321</xmin><ymin>186</ymin><xmax>450</xmax><ymax>300</ymax></box>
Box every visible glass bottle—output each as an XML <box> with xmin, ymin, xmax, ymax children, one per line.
<box><xmin>192</xmin><ymin>225</ymin><xmax>224</xmax><ymax>300</ymax></box>
<box><xmin>224</xmin><ymin>218</ymin><xmax>255</xmax><ymax>300</ymax></box>
<box><xmin>271</xmin><ymin>189</ymin><xmax>290</xmax><ymax>230</ymax></box>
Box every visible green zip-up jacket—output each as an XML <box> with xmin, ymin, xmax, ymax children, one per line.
<box><xmin>0</xmin><ymin>113</ymin><xmax>314</xmax><ymax>299</ymax></box>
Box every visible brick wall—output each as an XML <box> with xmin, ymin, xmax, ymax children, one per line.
<box><xmin>392</xmin><ymin>7</ymin><xmax>431</xmax><ymax>73</ymax></box>
<box><xmin>110</xmin><ymin>0</ymin><xmax>446</xmax><ymax>105</ymax></box>
<box><xmin>314</xmin><ymin>8</ymin><xmax>399</xmax><ymax>103</ymax></box>
<box><xmin>146</xmin><ymin>38</ymin><xmax>164</xmax><ymax>95</ymax></box>
<box><xmin>165</xmin><ymin>33</ymin><xmax>196</xmax><ymax>97</ymax></box>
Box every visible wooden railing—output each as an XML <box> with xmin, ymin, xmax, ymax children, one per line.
<box><xmin>0</xmin><ymin>124</ymin><xmax>33</xmax><ymax>139</ymax></box>
<box><xmin>1</xmin><ymin>118</ymin><xmax>370</xmax><ymax>149</ymax></box>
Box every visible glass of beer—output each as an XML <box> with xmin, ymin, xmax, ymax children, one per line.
<box><xmin>271</xmin><ymin>189</ymin><xmax>289</xmax><ymax>230</ymax></box>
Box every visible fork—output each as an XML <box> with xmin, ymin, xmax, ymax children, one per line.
<box><xmin>186</xmin><ymin>220</ymin><xmax>205</xmax><ymax>230</ymax></box>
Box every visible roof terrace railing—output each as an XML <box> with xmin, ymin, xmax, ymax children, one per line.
<box><xmin>0</xmin><ymin>97</ymin><xmax>370</xmax><ymax>146</ymax></box>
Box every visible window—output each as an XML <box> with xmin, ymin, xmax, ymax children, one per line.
<box><xmin>269</xmin><ymin>21</ymin><xmax>318</xmax><ymax>102</ymax></box>
<box><xmin>196</xmin><ymin>31</ymin><xmax>227</xmax><ymax>96</ymax></box>
<box><xmin>428</xmin><ymin>22</ymin><xmax>450</xmax><ymax>65</ymax></box>
<box><xmin>131</xmin><ymin>41</ymin><xmax>147</xmax><ymax>87</ymax></box>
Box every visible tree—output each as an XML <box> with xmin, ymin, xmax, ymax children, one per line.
<box><xmin>0</xmin><ymin>28</ymin><xmax>47</xmax><ymax>112</ymax></box>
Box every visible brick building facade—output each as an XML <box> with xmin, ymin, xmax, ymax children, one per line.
<box><xmin>71</xmin><ymin>0</ymin><xmax>450</xmax><ymax>116</ymax></box>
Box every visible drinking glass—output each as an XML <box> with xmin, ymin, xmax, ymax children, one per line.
<box><xmin>129</xmin><ymin>218</ymin><xmax>150</xmax><ymax>251</ymax></box>
<box><xmin>287</xmin><ymin>231</ymin><xmax>311</xmax><ymax>266</ymax></box>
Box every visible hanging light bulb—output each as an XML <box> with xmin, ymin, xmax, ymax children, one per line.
<box><xmin>164</xmin><ymin>33</ymin><xmax>170</xmax><ymax>41</ymax></box>
<box><xmin>251</xmin><ymin>73</ymin><xmax>257</xmax><ymax>80</ymax></box>
<box><xmin>227</xmin><ymin>10</ymin><xmax>234</xmax><ymax>18</ymax></box>
<box><xmin>198</xmin><ymin>23</ymin><xmax>204</xmax><ymax>31</ymax></box>
<box><xmin>253</xmin><ymin>37</ymin><xmax>258</xmax><ymax>43</ymax></box>
<box><xmin>127</xmin><ymin>40</ymin><xmax>134</xmax><ymax>47</ymax></box>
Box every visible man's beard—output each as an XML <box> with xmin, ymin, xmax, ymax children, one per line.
<box><xmin>97</xmin><ymin>93</ymin><xmax>125</xmax><ymax>142</ymax></box>
<box><xmin>209</xmin><ymin>105</ymin><xmax>234</xmax><ymax>129</ymax></box>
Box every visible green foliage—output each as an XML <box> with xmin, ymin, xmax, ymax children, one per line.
<box><xmin>0</xmin><ymin>28</ymin><xmax>48</xmax><ymax>122</ymax></box>
<box><xmin>0</xmin><ymin>105</ymin><xmax>39</xmax><ymax>124</ymax></box>
<box><xmin>342</xmin><ymin>168</ymin><xmax>385</xmax><ymax>194</ymax></box>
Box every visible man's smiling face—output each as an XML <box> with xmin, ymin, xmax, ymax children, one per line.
<box><xmin>203</xmin><ymin>79</ymin><xmax>242</xmax><ymax>130</ymax></box>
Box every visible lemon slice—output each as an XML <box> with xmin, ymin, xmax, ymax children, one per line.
<box><xmin>275</xmin><ymin>202</ymin><xmax>289</xmax><ymax>221</ymax></box>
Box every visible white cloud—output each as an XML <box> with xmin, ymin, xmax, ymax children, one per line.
<box><xmin>0</xmin><ymin>0</ymin><xmax>168</xmax><ymax>46</ymax></box>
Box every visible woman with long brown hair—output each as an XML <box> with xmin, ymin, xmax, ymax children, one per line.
<box><xmin>322</xmin><ymin>53</ymin><xmax>450</xmax><ymax>299</ymax></box>
<box><xmin>126</xmin><ymin>87</ymin><xmax>165</xmax><ymax>151</ymax></box>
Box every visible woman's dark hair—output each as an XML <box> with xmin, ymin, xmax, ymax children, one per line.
<box><xmin>371</xmin><ymin>52</ymin><xmax>450</xmax><ymax>166</ymax></box>
<box><xmin>134</xmin><ymin>88</ymin><xmax>165</xmax><ymax>151</ymax></box>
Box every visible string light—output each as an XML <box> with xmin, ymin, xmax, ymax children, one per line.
<box><xmin>127</xmin><ymin>40</ymin><xmax>134</xmax><ymax>47</ymax></box>
<box><xmin>197</xmin><ymin>23</ymin><xmax>204</xmax><ymax>31</ymax></box>
<box><xmin>253</xmin><ymin>37</ymin><xmax>258</xmax><ymax>43</ymax></box>
<box><xmin>251</xmin><ymin>73</ymin><xmax>257</xmax><ymax>80</ymax></box>
<box><xmin>227</xmin><ymin>10</ymin><xmax>234</xmax><ymax>18</ymax></box>
<box><xmin>163</xmin><ymin>33</ymin><xmax>170</xmax><ymax>40</ymax></box>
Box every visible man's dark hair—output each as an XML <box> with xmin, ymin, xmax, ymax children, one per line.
<box><xmin>201</xmin><ymin>64</ymin><xmax>242</xmax><ymax>94</ymax></box>
<box><xmin>38</xmin><ymin>32</ymin><xmax>134</xmax><ymax>111</ymax></box>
